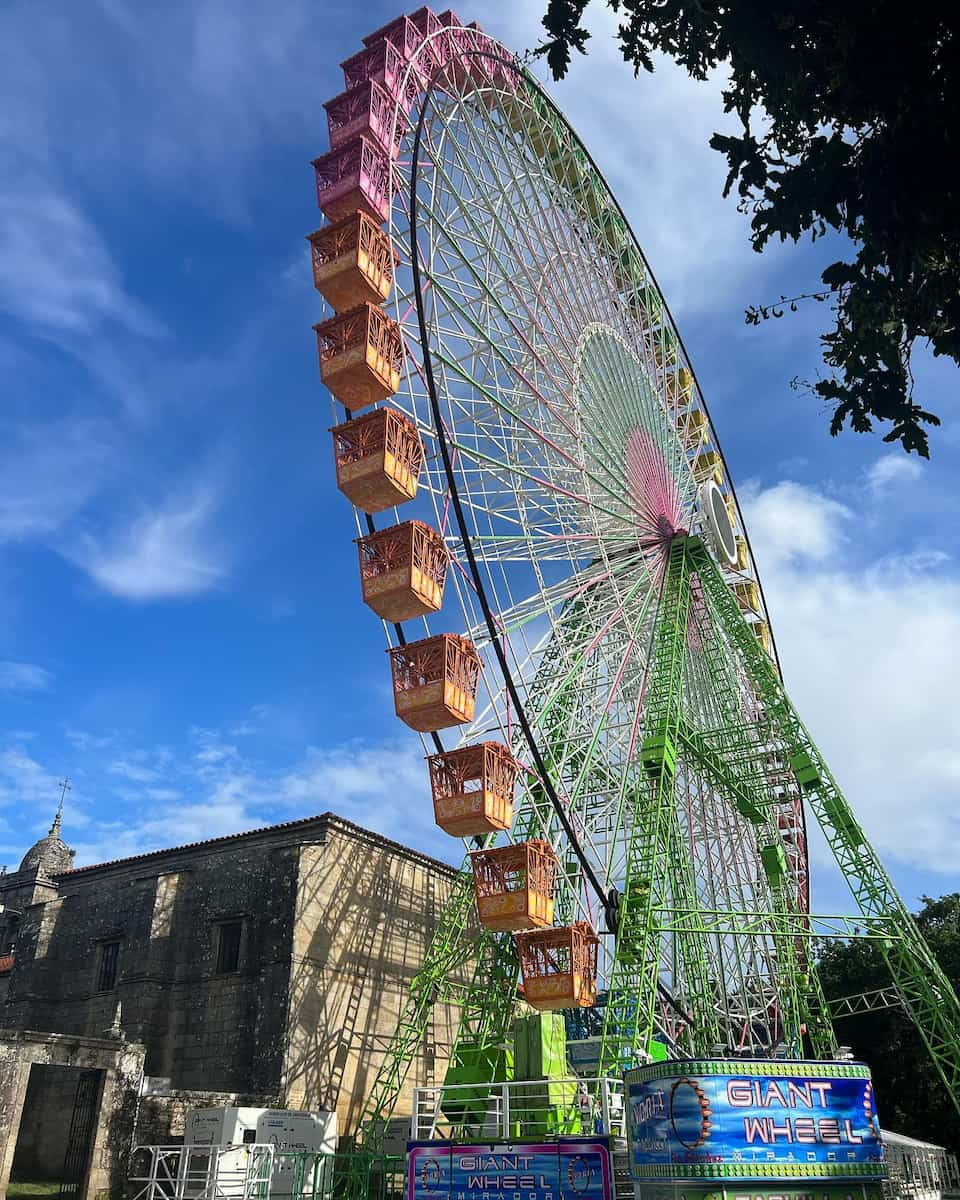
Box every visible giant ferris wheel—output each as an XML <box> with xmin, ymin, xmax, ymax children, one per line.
<box><xmin>308</xmin><ymin>6</ymin><xmax>960</xmax><ymax>1161</ymax></box>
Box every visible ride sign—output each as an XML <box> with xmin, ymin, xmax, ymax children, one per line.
<box><xmin>407</xmin><ymin>1137</ymin><xmax>612</xmax><ymax>1200</ymax></box>
<box><xmin>626</xmin><ymin>1059</ymin><xmax>884</xmax><ymax>1184</ymax></box>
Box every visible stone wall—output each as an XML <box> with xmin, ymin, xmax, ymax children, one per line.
<box><xmin>134</xmin><ymin>1088</ymin><xmax>280</xmax><ymax>1147</ymax></box>
<box><xmin>0</xmin><ymin>1030</ymin><xmax>145</xmax><ymax>1200</ymax></box>
<box><xmin>283</xmin><ymin>825</ymin><xmax>473</xmax><ymax>1135</ymax></box>
<box><xmin>4</xmin><ymin>836</ymin><xmax>300</xmax><ymax>1095</ymax></box>
<box><xmin>2</xmin><ymin>813</ymin><xmax>475</xmax><ymax>1161</ymax></box>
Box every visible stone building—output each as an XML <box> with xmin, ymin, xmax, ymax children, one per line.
<box><xmin>0</xmin><ymin>810</ymin><xmax>470</xmax><ymax>1199</ymax></box>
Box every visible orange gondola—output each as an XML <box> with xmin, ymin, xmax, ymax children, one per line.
<box><xmin>427</xmin><ymin>742</ymin><xmax>518</xmax><ymax>837</ymax></box>
<box><xmin>388</xmin><ymin>634</ymin><xmax>480</xmax><ymax>732</ymax></box>
<box><xmin>356</xmin><ymin>520</ymin><xmax>448</xmax><ymax>623</ymax></box>
<box><xmin>315</xmin><ymin>302</ymin><xmax>402</xmax><ymax>412</ymax></box>
<box><xmin>515</xmin><ymin>922</ymin><xmax>599</xmax><ymax>1011</ymax></box>
<box><xmin>470</xmin><ymin>840</ymin><xmax>558</xmax><ymax>931</ymax></box>
<box><xmin>308</xmin><ymin>212</ymin><xmax>396</xmax><ymax>313</ymax></box>
<box><xmin>330</xmin><ymin>408</ymin><xmax>423</xmax><ymax>514</ymax></box>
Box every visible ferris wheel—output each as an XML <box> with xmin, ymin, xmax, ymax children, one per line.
<box><xmin>309</xmin><ymin>6</ymin><xmax>960</xmax><ymax>1157</ymax></box>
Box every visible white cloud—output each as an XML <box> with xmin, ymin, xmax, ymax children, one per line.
<box><xmin>63</xmin><ymin>482</ymin><xmax>230</xmax><ymax>600</ymax></box>
<box><xmin>145</xmin><ymin>787</ymin><xmax>182</xmax><ymax>803</ymax></box>
<box><xmin>1</xmin><ymin>0</ymin><xmax>322</xmax><ymax>225</ymax></box>
<box><xmin>276</xmin><ymin>741</ymin><xmax>439</xmax><ymax>848</ymax></box>
<box><xmin>0</xmin><ymin>418</ymin><xmax>117</xmax><ymax>543</ymax></box>
<box><xmin>0</xmin><ymin>747</ymin><xmax>57</xmax><ymax>814</ymax></box>
<box><xmin>64</xmin><ymin>728</ymin><xmax>114</xmax><ymax>752</ymax></box>
<box><xmin>740</xmin><ymin>479</ymin><xmax>851</xmax><ymax>571</ymax></box>
<box><xmin>108</xmin><ymin>758</ymin><xmax>160</xmax><ymax>784</ymax></box>
<box><xmin>0</xmin><ymin>721</ymin><xmax>453</xmax><ymax>872</ymax></box>
<box><xmin>193</xmin><ymin>744</ymin><xmax>237</xmax><ymax>766</ymax></box>
<box><xmin>742</xmin><ymin>479</ymin><xmax>960</xmax><ymax>877</ymax></box>
<box><xmin>0</xmin><ymin>180</ymin><xmax>163</xmax><ymax>340</ymax></box>
<box><xmin>866</xmin><ymin>453</ymin><xmax>923</xmax><ymax>494</ymax></box>
<box><xmin>0</xmin><ymin>661</ymin><xmax>52</xmax><ymax>693</ymax></box>
<box><xmin>71</xmin><ymin>798</ymin><xmax>261</xmax><ymax>867</ymax></box>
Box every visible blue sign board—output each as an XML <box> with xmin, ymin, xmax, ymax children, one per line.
<box><xmin>626</xmin><ymin>1059</ymin><xmax>884</xmax><ymax>1183</ymax></box>
<box><xmin>407</xmin><ymin>1138</ymin><xmax>612</xmax><ymax>1200</ymax></box>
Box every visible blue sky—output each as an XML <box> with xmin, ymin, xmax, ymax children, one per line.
<box><xmin>1</xmin><ymin>0</ymin><xmax>958</xmax><ymax>917</ymax></box>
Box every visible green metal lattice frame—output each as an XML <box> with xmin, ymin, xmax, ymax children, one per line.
<box><xmin>598</xmin><ymin>535</ymin><xmax>960</xmax><ymax>1106</ymax></box>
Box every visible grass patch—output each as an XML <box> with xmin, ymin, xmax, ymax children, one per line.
<box><xmin>7</xmin><ymin>1184</ymin><xmax>62</xmax><ymax>1198</ymax></box>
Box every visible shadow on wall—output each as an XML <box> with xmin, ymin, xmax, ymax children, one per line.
<box><xmin>283</xmin><ymin>833</ymin><xmax>477</xmax><ymax>1135</ymax></box>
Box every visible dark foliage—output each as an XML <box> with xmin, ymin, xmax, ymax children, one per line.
<box><xmin>817</xmin><ymin>894</ymin><xmax>960</xmax><ymax>1151</ymax></box>
<box><xmin>539</xmin><ymin>1</ymin><xmax>960</xmax><ymax>455</ymax></box>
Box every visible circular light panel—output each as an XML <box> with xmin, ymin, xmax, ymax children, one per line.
<box><xmin>701</xmin><ymin>479</ymin><xmax>738</xmax><ymax>567</ymax></box>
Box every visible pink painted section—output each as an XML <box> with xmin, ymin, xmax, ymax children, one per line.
<box><xmin>318</xmin><ymin>10</ymin><xmax>520</xmax><ymax>227</ymax></box>
<box><xmin>325</xmin><ymin>79</ymin><xmax>407</xmax><ymax>158</ymax></box>
<box><xmin>625</xmin><ymin>427</ymin><xmax>684</xmax><ymax>547</ymax></box>
<box><xmin>624</xmin><ymin>426</ymin><xmax>701</xmax><ymax>646</ymax></box>
<box><xmin>338</xmin><ymin>8</ymin><xmax>517</xmax><ymax>140</ymax></box>
<box><xmin>363</xmin><ymin>9</ymin><xmax>438</xmax><ymax>54</ymax></box>
<box><xmin>313</xmin><ymin>135</ymin><xmax>391</xmax><ymax>222</ymax></box>
<box><xmin>341</xmin><ymin>39</ymin><xmax>405</xmax><ymax>93</ymax></box>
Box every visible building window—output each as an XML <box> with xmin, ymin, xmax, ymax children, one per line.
<box><xmin>95</xmin><ymin>940</ymin><xmax>121</xmax><ymax>992</ymax></box>
<box><xmin>215</xmin><ymin>920</ymin><xmax>243</xmax><ymax>974</ymax></box>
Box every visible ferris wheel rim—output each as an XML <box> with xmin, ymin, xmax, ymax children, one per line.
<box><xmin>397</xmin><ymin>47</ymin><xmax>811</xmax><ymax>1003</ymax></box>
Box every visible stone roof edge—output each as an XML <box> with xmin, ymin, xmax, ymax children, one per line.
<box><xmin>55</xmin><ymin>812</ymin><xmax>460</xmax><ymax>882</ymax></box>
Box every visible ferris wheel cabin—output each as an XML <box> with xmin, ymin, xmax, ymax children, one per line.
<box><xmin>387</xmin><ymin>633</ymin><xmax>481</xmax><ymax>732</ymax></box>
<box><xmin>330</xmin><ymin>408</ymin><xmax>423</xmax><ymax>513</ymax></box>
<box><xmin>314</xmin><ymin>301</ymin><xmax>403</xmax><ymax>411</ymax></box>
<box><xmin>324</xmin><ymin>78</ymin><xmax>408</xmax><ymax>159</ymax></box>
<box><xmin>356</xmin><ymin>519</ymin><xmax>449</xmax><ymax>623</ymax></box>
<box><xmin>469</xmin><ymin>839</ymin><xmax>559</xmax><ymax>931</ymax></box>
<box><xmin>426</xmin><ymin>741</ymin><xmax>518</xmax><ymax>837</ymax></box>
<box><xmin>515</xmin><ymin>921</ymin><xmax>600</xmax><ymax>1012</ymax></box>
<box><xmin>308</xmin><ymin>212</ymin><xmax>396</xmax><ymax>313</ymax></box>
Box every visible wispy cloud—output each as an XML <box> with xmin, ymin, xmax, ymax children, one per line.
<box><xmin>64</xmin><ymin>729</ymin><xmax>115</xmax><ymax>752</ymax></box>
<box><xmin>63</xmin><ymin>481</ymin><xmax>230</xmax><ymax>600</ymax></box>
<box><xmin>108</xmin><ymin>758</ymin><xmax>161</xmax><ymax>784</ymax></box>
<box><xmin>0</xmin><ymin>747</ymin><xmax>57</xmax><ymax>813</ymax></box>
<box><xmin>0</xmin><ymin>661</ymin><xmax>52</xmax><ymax>693</ymax></box>
<box><xmin>0</xmin><ymin>178</ymin><xmax>164</xmax><ymax>340</ymax></box>
<box><xmin>867</xmin><ymin>453</ymin><xmax>923</xmax><ymax>494</ymax></box>
<box><xmin>0</xmin><ymin>418</ymin><xmax>117</xmax><ymax>544</ymax></box>
<box><xmin>2</xmin><ymin>0</ymin><xmax>325</xmax><ymax>226</ymax></box>
<box><xmin>0</xmin><ymin>718</ymin><xmax>447</xmax><ymax>871</ymax></box>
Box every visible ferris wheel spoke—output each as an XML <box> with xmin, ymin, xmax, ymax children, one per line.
<box><xmin>450</xmin><ymin>85</ymin><xmax>630</xmax><ymax>352</ymax></box>
<box><xmin>423</xmin><ymin>94</ymin><xmax>618</xmax><ymax>380</ymax></box>
<box><xmin>420</xmin><ymin>141</ymin><xmax>691</xmax><ymax>540</ymax></box>
<box><xmin>423</xmin><ymin>317</ymin><xmax>671</xmax><ymax>538</ymax></box>
<box><xmin>417</xmin><ymin>135</ymin><xmax>581</xmax><ymax>382</ymax></box>
<box><xmin>419</xmin><ymin>229</ymin><xmax>579</xmax><ymax>425</ymax></box>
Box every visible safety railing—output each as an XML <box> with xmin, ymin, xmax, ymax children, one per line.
<box><xmin>882</xmin><ymin>1135</ymin><xmax>960</xmax><ymax>1200</ymax></box>
<box><xmin>410</xmin><ymin>1075</ymin><xmax>625</xmax><ymax>1142</ymax></box>
<box><xmin>128</xmin><ymin>1146</ymin><xmax>406</xmax><ymax>1200</ymax></box>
